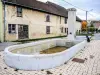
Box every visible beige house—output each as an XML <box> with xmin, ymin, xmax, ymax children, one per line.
<box><xmin>0</xmin><ymin>0</ymin><xmax>82</xmax><ymax>42</ymax></box>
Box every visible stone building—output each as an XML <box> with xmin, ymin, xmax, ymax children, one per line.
<box><xmin>0</xmin><ymin>0</ymin><xmax>82</xmax><ymax>42</ymax></box>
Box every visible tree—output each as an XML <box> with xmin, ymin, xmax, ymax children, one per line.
<box><xmin>88</xmin><ymin>24</ymin><xmax>95</xmax><ymax>33</ymax></box>
<box><xmin>81</xmin><ymin>21</ymin><xmax>87</xmax><ymax>31</ymax></box>
<box><xmin>90</xmin><ymin>24</ymin><xmax>94</xmax><ymax>27</ymax></box>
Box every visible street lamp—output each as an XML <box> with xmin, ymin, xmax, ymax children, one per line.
<box><xmin>86</xmin><ymin>9</ymin><xmax>93</xmax><ymax>22</ymax></box>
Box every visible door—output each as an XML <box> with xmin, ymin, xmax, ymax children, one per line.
<box><xmin>18</xmin><ymin>25</ymin><xmax>28</xmax><ymax>39</ymax></box>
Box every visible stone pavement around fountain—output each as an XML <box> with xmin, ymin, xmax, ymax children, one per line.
<box><xmin>0</xmin><ymin>40</ymin><xmax>100</xmax><ymax>75</ymax></box>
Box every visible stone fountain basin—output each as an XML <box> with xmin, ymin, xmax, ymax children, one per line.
<box><xmin>4</xmin><ymin>39</ymin><xmax>87</xmax><ymax>70</ymax></box>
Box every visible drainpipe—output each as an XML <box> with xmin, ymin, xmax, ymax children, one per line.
<box><xmin>3</xmin><ymin>1</ymin><xmax>6</xmax><ymax>42</ymax></box>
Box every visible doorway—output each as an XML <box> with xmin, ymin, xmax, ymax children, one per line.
<box><xmin>18</xmin><ymin>25</ymin><xmax>29</xmax><ymax>39</ymax></box>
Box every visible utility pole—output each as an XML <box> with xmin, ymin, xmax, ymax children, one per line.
<box><xmin>86</xmin><ymin>9</ymin><xmax>93</xmax><ymax>34</ymax></box>
<box><xmin>86</xmin><ymin>11</ymin><xmax>88</xmax><ymax>33</ymax></box>
<box><xmin>86</xmin><ymin>11</ymin><xmax>88</xmax><ymax>22</ymax></box>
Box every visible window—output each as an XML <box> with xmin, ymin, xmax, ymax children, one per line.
<box><xmin>65</xmin><ymin>28</ymin><xmax>67</xmax><ymax>33</ymax></box>
<box><xmin>67</xmin><ymin>28</ymin><xmax>68</xmax><ymax>34</ymax></box>
<box><xmin>61</xmin><ymin>27</ymin><xmax>63</xmax><ymax>33</ymax></box>
<box><xmin>17</xmin><ymin>7</ymin><xmax>22</xmax><ymax>17</ymax></box>
<box><xmin>18</xmin><ymin>25</ymin><xmax>29</xmax><ymax>39</ymax></box>
<box><xmin>60</xmin><ymin>16</ymin><xmax>61</xmax><ymax>24</ymax></box>
<box><xmin>46</xmin><ymin>26</ymin><xmax>50</xmax><ymax>34</ymax></box>
<box><xmin>8</xmin><ymin>24</ymin><xmax>16</xmax><ymax>34</ymax></box>
<box><xmin>65</xmin><ymin>17</ymin><xmax>67</xmax><ymax>24</ymax></box>
<box><xmin>46</xmin><ymin>14</ymin><xmax>50</xmax><ymax>22</ymax></box>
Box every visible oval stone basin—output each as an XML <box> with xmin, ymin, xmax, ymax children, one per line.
<box><xmin>4</xmin><ymin>39</ymin><xmax>87</xmax><ymax>70</ymax></box>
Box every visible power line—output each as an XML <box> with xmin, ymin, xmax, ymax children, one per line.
<box><xmin>88</xmin><ymin>12</ymin><xmax>95</xmax><ymax>17</ymax></box>
<box><xmin>59</xmin><ymin>0</ymin><xmax>99</xmax><ymax>19</ymax></box>
<box><xmin>53</xmin><ymin>0</ymin><xmax>100</xmax><ymax>20</ymax></box>
<box><xmin>61</xmin><ymin>0</ymin><xmax>87</xmax><ymax>11</ymax></box>
<box><xmin>61</xmin><ymin>0</ymin><xmax>100</xmax><ymax>16</ymax></box>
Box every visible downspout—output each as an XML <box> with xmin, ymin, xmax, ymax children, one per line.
<box><xmin>3</xmin><ymin>1</ymin><xmax>6</xmax><ymax>42</ymax></box>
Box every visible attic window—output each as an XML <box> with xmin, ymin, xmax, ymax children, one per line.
<box><xmin>46</xmin><ymin>14</ymin><xmax>50</xmax><ymax>22</ymax></box>
<box><xmin>60</xmin><ymin>16</ymin><xmax>61</xmax><ymax>24</ymax></box>
<box><xmin>65</xmin><ymin>17</ymin><xmax>67</xmax><ymax>24</ymax></box>
<box><xmin>17</xmin><ymin>7</ymin><xmax>22</xmax><ymax>17</ymax></box>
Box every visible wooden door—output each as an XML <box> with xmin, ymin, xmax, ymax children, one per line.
<box><xmin>18</xmin><ymin>25</ymin><xmax>28</xmax><ymax>39</ymax></box>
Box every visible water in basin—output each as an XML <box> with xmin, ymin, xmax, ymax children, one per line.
<box><xmin>11</xmin><ymin>46</ymin><xmax>67</xmax><ymax>55</ymax></box>
<box><xmin>40</xmin><ymin>46</ymin><xmax>67</xmax><ymax>54</ymax></box>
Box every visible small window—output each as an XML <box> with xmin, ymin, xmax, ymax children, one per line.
<box><xmin>46</xmin><ymin>26</ymin><xmax>50</xmax><ymax>34</ymax></box>
<box><xmin>8</xmin><ymin>24</ymin><xmax>16</xmax><ymax>34</ymax></box>
<box><xmin>60</xmin><ymin>16</ymin><xmax>61</xmax><ymax>24</ymax></box>
<box><xmin>65</xmin><ymin>17</ymin><xmax>67</xmax><ymax>24</ymax></box>
<box><xmin>46</xmin><ymin>14</ymin><xmax>50</xmax><ymax>22</ymax></box>
<box><xmin>61</xmin><ymin>27</ymin><xmax>63</xmax><ymax>33</ymax></box>
<box><xmin>17</xmin><ymin>7</ymin><xmax>22</xmax><ymax>17</ymax></box>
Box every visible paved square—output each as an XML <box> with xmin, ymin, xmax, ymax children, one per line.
<box><xmin>0</xmin><ymin>40</ymin><xmax>100</xmax><ymax>75</ymax></box>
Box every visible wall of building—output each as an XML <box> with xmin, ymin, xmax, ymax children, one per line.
<box><xmin>93</xmin><ymin>22</ymin><xmax>100</xmax><ymax>29</ymax></box>
<box><xmin>5</xmin><ymin>5</ymin><xmax>68</xmax><ymax>41</ymax></box>
<box><xmin>0</xmin><ymin>1</ymin><xmax>4</xmax><ymax>42</ymax></box>
<box><xmin>75</xmin><ymin>21</ymin><xmax>82</xmax><ymax>32</ymax></box>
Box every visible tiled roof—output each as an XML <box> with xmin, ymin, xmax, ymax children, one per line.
<box><xmin>47</xmin><ymin>1</ymin><xmax>68</xmax><ymax>17</ymax></box>
<box><xmin>2</xmin><ymin>0</ymin><xmax>82</xmax><ymax>22</ymax></box>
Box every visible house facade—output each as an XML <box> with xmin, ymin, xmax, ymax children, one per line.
<box><xmin>0</xmin><ymin>0</ymin><xmax>82</xmax><ymax>42</ymax></box>
<box><xmin>91</xmin><ymin>21</ymin><xmax>100</xmax><ymax>30</ymax></box>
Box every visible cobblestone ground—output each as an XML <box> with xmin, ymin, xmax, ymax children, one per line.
<box><xmin>0</xmin><ymin>40</ymin><xmax>100</xmax><ymax>75</ymax></box>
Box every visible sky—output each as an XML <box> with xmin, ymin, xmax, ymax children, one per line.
<box><xmin>37</xmin><ymin>0</ymin><xmax>100</xmax><ymax>20</ymax></box>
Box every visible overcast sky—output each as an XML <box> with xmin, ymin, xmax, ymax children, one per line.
<box><xmin>37</xmin><ymin>0</ymin><xmax>100</xmax><ymax>20</ymax></box>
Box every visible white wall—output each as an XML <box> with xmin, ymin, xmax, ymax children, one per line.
<box><xmin>75</xmin><ymin>21</ymin><xmax>82</xmax><ymax>32</ymax></box>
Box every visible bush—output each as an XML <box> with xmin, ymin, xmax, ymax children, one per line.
<box><xmin>88</xmin><ymin>27</ymin><xmax>95</xmax><ymax>33</ymax></box>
